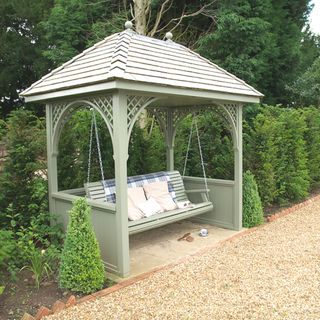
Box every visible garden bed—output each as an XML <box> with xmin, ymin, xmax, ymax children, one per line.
<box><xmin>0</xmin><ymin>269</ymin><xmax>113</xmax><ymax>320</ymax></box>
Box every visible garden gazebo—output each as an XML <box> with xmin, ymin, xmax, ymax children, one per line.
<box><xmin>21</xmin><ymin>23</ymin><xmax>263</xmax><ymax>277</ymax></box>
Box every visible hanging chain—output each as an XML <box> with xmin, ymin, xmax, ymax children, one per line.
<box><xmin>194</xmin><ymin>117</ymin><xmax>209</xmax><ymax>199</ymax></box>
<box><xmin>87</xmin><ymin>111</ymin><xmax>95</xmax><ymax>184</ymax></box>
<box><xmin>182</xmin><ymin>115</ymin><xmax>195</xmax><ymax>177</ymax></box>
<box><xmin>87</xmin><ymin>108</ymin><xmax>105</xmax><ymax>183</ymax></box>
<box><xmin>92</xmin><ymin>110</ymin><xmax>105</xmax><ymax>182</ymax></box>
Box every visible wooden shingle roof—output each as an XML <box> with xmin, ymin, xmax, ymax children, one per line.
<box><xmin>20</xmin><ymin>30</ymin><xmax>263</xmax><ymax>99</ymax></box>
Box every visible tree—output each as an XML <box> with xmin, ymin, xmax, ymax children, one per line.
<box><xmin>59</xmin><ymin>198</ymin><xmax>105</xmax><ymax>294</ymax></box>
<box><xmin>196</xmin><ymin>0</ymin><xmax>314</xmax><ymax>105</ymax></box>
<box><xmin>289</xmin><ymin>56</ymin><xmax>320</xmax><ymax>106</ymax></box>
<box><xmin>0</xmin><ymin>0</ymin><xmax>52</xmax><ymax>116</ymax></box>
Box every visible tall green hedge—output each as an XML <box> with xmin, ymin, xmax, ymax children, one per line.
<box><xmin>59</xmin><ymin>198</ymin><xmax>105</xmax><ymax>293</ymax></box>
<box><xmin>303</xmin><ymin>107</ymin><xmax>320</xmax><ymax>188</ymax></box>
<box><xmin>246</xmin><ymin>106</ymin><xmax>310</xmax><ymax>206</ymax></box>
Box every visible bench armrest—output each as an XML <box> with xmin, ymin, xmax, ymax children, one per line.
<box><xmin>185</xmin><ymin>189</ymin><xmax>210</xmax><ymax>202</ymax></box>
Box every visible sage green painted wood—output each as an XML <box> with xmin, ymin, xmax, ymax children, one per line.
<box><xmin>233</xmin><ymin>105</ymin><xmax>243</xmax><ymax>230</ymax></box>
<box><xmin>51</xmin><ymin>191</ymin><xmax>119</xmax><ymax>273</ymax></box>
<box><xmin>128</xmin><ymin>202</ymin><xmax>212</xmax><ymax>235</ymax></box>
<box><xmin>22</xmin><ymin>79</ymin><xmax>261</xmax><ymax>104</ymax></box>
<box><xmin>183</xmin><ymin>176</ymin><xmax>236</xmax><ymax>230</ymax></box>
<box><xmin>166</xmin><ymin>110</ymin><xmax>175</xmax><ymax>171</ymax></box>
<box><xmin>113</xmin><ymin>92</ymin><xmax>130</xmax><ymax>277</ymax></box>
<box><xmin>85</xmin><ymin>170</ymin><xmax>213</xmax><ymax>235</ymax></box>
<box><xmin>46</xmin><ymin>104</ymin><xmax>58</xmax><ymax>215</ymax></box>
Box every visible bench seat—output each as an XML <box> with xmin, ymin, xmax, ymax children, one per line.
<box><xmin>85</xmin><ymin>171</ymin><xmax>213</xmax><ymax>234</ymax></box>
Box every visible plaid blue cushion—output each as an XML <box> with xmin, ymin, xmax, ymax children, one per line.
<box><xmin>102</xmin><ymin>171</ymin><xmax>176</xmax><ymax>203</ymax></box>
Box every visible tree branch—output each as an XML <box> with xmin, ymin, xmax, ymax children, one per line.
<box><xmin>148</xmin><ymin>0</ymin><xmax>173</xmax><ymax>37</ymax></box>
<box><xmin>156</xmin><ymin>1</ymin><xmax>217</xmax><ymax>35</ymax></box>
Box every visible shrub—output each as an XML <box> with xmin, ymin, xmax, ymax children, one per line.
<box><xmin>0</xmin><ymin>109</ymin><xmax>46</xmax><ymax>229</ymax></box>
<box><xmin>0</xmin><ymin>230</ymin><xmax>14</xmax><ymax>270</ymax></box>
<box><xmin>243</xmin><ymin>171</ymin><xmax>264</xmax><ymax>228</ymax></box>
<box><xmin>59</xmin><ymin>198</ymin><xmax>105</xmax><ymax>294</ymax></box>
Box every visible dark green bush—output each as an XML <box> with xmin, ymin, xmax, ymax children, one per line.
<box><xmin>243</xmin><ymin>171</ymin><xmax>264</xmax><ymax>228</ymax></box>
<box><xmin>59</xmin><ymin>198</ymin><xmax>105</xmax><ymax>294</ymax></box>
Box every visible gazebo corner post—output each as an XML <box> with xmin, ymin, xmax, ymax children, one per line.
<box><xmin>166</xmin><ymin>110</ymin><xmax>175</xmax><ymax>171</ymax></box>
<box><xmin>112</xmin><ymin>91</ymin><xmax>130</xmax><ymax>277</ymax></box>
<box><xmin>46</xmin><ymin>103</ymin><xmax>58</xmax><ymax>215</ymax></box>
<box><xmin>234</xmin><ymin>104</ymin><xmax>243</xmax><ymax>231</ymax></box>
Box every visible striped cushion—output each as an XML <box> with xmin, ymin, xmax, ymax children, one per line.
<box><xmin>102</xmin><ymin>171</ymin><xmax>176</xmax><ymax>203</ymax></box>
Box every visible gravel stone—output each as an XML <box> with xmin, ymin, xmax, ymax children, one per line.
<box><xmin>45</xmin><ymin>200</ymin><xmax>320</xmax><ymax>320</ymax></box>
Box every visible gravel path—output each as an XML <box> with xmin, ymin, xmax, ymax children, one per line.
<box><xmin>46</xmin><ymin>200</ymin><xmax>320</xmax><ymax>320</ymax></box>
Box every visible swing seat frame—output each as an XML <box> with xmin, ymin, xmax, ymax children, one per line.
<box><xmin>85</xmin><ymin>171</ymin><xmax>213</xmax><ymax>235</ymax></box>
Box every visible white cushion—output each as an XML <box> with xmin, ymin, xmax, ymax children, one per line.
<box><xmin>143</xmin><ymin>181</ymin><xmax>177</xmax><ymax>211</ymax></box>
<box><xmin>127</xmin><ymin>187</ymin><xmax>145</xmax><ymax>221</ymax></box>
<box><xmin>138</xmin><ymin>197</ymin><xmax>163</xmax><ymax>217</ymax></box>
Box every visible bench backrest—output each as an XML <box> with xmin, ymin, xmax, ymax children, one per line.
<box><xmin>84</xmin><ymin>171</ymin><xmax>188</xmax><ymax>203</ymax></box>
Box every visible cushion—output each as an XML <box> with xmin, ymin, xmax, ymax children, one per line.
<box><xmin>127</xmin><ymin>187</ymin><xmax>146</xmax><ymax>221</ymax></box>
<box><xmin>138</xmin><ymin>197</ymin><xmax>163</xmax><ymax>217</ymax></box>
<box><xmin>143</xmin><ymin>181</ymin><xmax>177</xmax><ymax>211</ymax></box>
<box><xmin>102</xmin><ymin>171</ymin><xmax>176</xmax><ymax>203</ymax></box>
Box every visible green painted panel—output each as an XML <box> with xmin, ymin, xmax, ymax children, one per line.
<box><xmin>183</xmin><ymin>177</ymin><xmax>236</xmax><ymax>229</ymax></box>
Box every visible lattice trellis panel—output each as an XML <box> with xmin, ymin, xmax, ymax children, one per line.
<box><xmin>127</xmin><ymin>96</ymin><xmax>156</xmax><ymax>130</ymax></box>
<box><xmin>149</xmin><ymin>103</ymin><xmax>241</xmax><ymax>148</ymax></box>
<box><xmin>50</xmin><ymin>94</ymin><xmax>113</xmax><ymax>146</ymax></box>
<box><xmin>88</xmin><ymin>96</ymin><xmax>113</xmax><ymax>132</ymax></box>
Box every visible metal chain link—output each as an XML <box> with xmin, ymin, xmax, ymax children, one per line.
<box><xmin>182</xmin><ymin>115</ymin><xmax>195</xmax><ymax>177</ymax></box>
<box><xmin>87</xmin><ymin>111</ymin><xmax>95</xmax><ymax>184</ymax></box>
<box><xmin>182</xmin><ymin>114</ymin><xmax>209</xmax><ymax>199</ymax></box>
<box><xmin>194</xmin><ymin>117</ymin><xmax>209</xmax><ymax>199</ymax></box>
<box><xmin>87</xmin><ymin>108</ymin><xmax>105</xmax><ymax>183</ymax></box>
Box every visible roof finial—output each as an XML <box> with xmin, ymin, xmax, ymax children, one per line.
<box><xmin>165</xmin><ymin>32</ymin><xmax>173</xmax><ymax>41</ymax></box>
<box><xmin>125</xmin><ymin>21</ymin><xmax>133</xmax><ymax>31</ymax></box>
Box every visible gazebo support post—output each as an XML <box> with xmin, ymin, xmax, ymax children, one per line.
<box><xmin>233</xmin><ymin>104</ymin><xmax>243</xmax><ymax>231</ymax></box>
<box><xmin>113</xmin><ymin>92</ymin><xmax>130</xmax><ymax>277</ymax></box>
<box><xmin>46</xmin><ymin>104</ymin><xmax>58</xmax><ymax>215</ymax></box>
<box><xmin>166</xmin><ymin>110</ymin><xmax>175</xmax><ymax>171</ymax></box>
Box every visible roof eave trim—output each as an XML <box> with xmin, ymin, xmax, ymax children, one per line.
<box><xmin>21</xmin><ymin>78</ymin><xmax>262</xmax><ymax>104</ymax></box>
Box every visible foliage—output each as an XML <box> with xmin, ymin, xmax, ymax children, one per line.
<box><xmin>59</xmin><ymin>198</ymin><xmax>105</xmax><ymax>294</ymax></box>
<box><xmin>197</xmin><ymin>0</ymin><xmax>316</xmax><ymax>105</ymax></box>
<box><xmin>289</xmin><ymin>56</ymin><xmax>320</xmax><ymax>107</ymax></box>
<box><xmin>0</xmin><ymin>109</ymin><xmax>47</xmax><ymax>228</ymax></box>
<box><xmin>42</xmin><ymin>0</ymin><xmax>126</xmax><ymax>66</ymax></box>
<box><xmin>245</xmin><ymin>106</ymin><xmax>310</xmax><ymax>206</ymax></box>
<box><xmin>243</xmin><ymin>171</ymin><xmax>264</xmax><ymax>227</ymax></box>
<box><xmin>0</xmin><ymin>0</ymin><xmax>52</xmax><ymax>116</ymax></box>
<box><xmin>20</xmin><ymin>248</ymin><xmax>54</xmax><ymax>289</ymax></box>
<box><xmin>0</xmin><ymin>230</ymin><xmax>15</xmax><ymax>270</ymax></box>
<box><xmin>175</xmin><ymin>112</ymin><xmax>234</xmax><ymax>179</ymax></box>
<box><xmin>197</xmin><ymin>0</ymin><xmax>275</xmax><ymax>96</ymax></box>
<box><xmin>301</xmin><ymin>107</ymin><xmax>320</xmax><ymax>188</ymax></box>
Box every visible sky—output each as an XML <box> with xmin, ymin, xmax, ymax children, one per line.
<box><xmin>309</xmin><ymin>0</ymin><xmax>320</xmax><ymax>34</ymax></box>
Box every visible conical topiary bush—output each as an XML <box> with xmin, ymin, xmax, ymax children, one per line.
<box><xmin>59</xmin><ymin>198</ymin><xmax>105</xmax><ymax>293</ymax></box>
<box><xmin>243</xmin><ymin>171</ymin><xmax>264</xmax><ymax>228</ymax></box>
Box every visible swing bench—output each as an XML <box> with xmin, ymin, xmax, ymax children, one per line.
<box><xmin>84</xmin><ymin>110</ymin><xmax>213</xmax><ymax>234</ymax></box>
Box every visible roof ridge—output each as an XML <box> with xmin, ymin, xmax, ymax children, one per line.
<box><xmin>179</xmin><ymin>45</ymin><xmax>264</xmax><ymax>97</ymax></box>
<box><xmin>107</xmin><ymin>30</ymin><xmax>134</xmax><ymax>77</ymax></box>
<box><xmin>20</xmin><ymin>33</ymin><xmax>120</xmax><ymax>96</ymax></box>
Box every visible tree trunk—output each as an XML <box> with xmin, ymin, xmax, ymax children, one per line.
<box><xmin>134</xmin><ymin>0</ymin><xmax>148</xmax><ymax>35</ymax></box>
